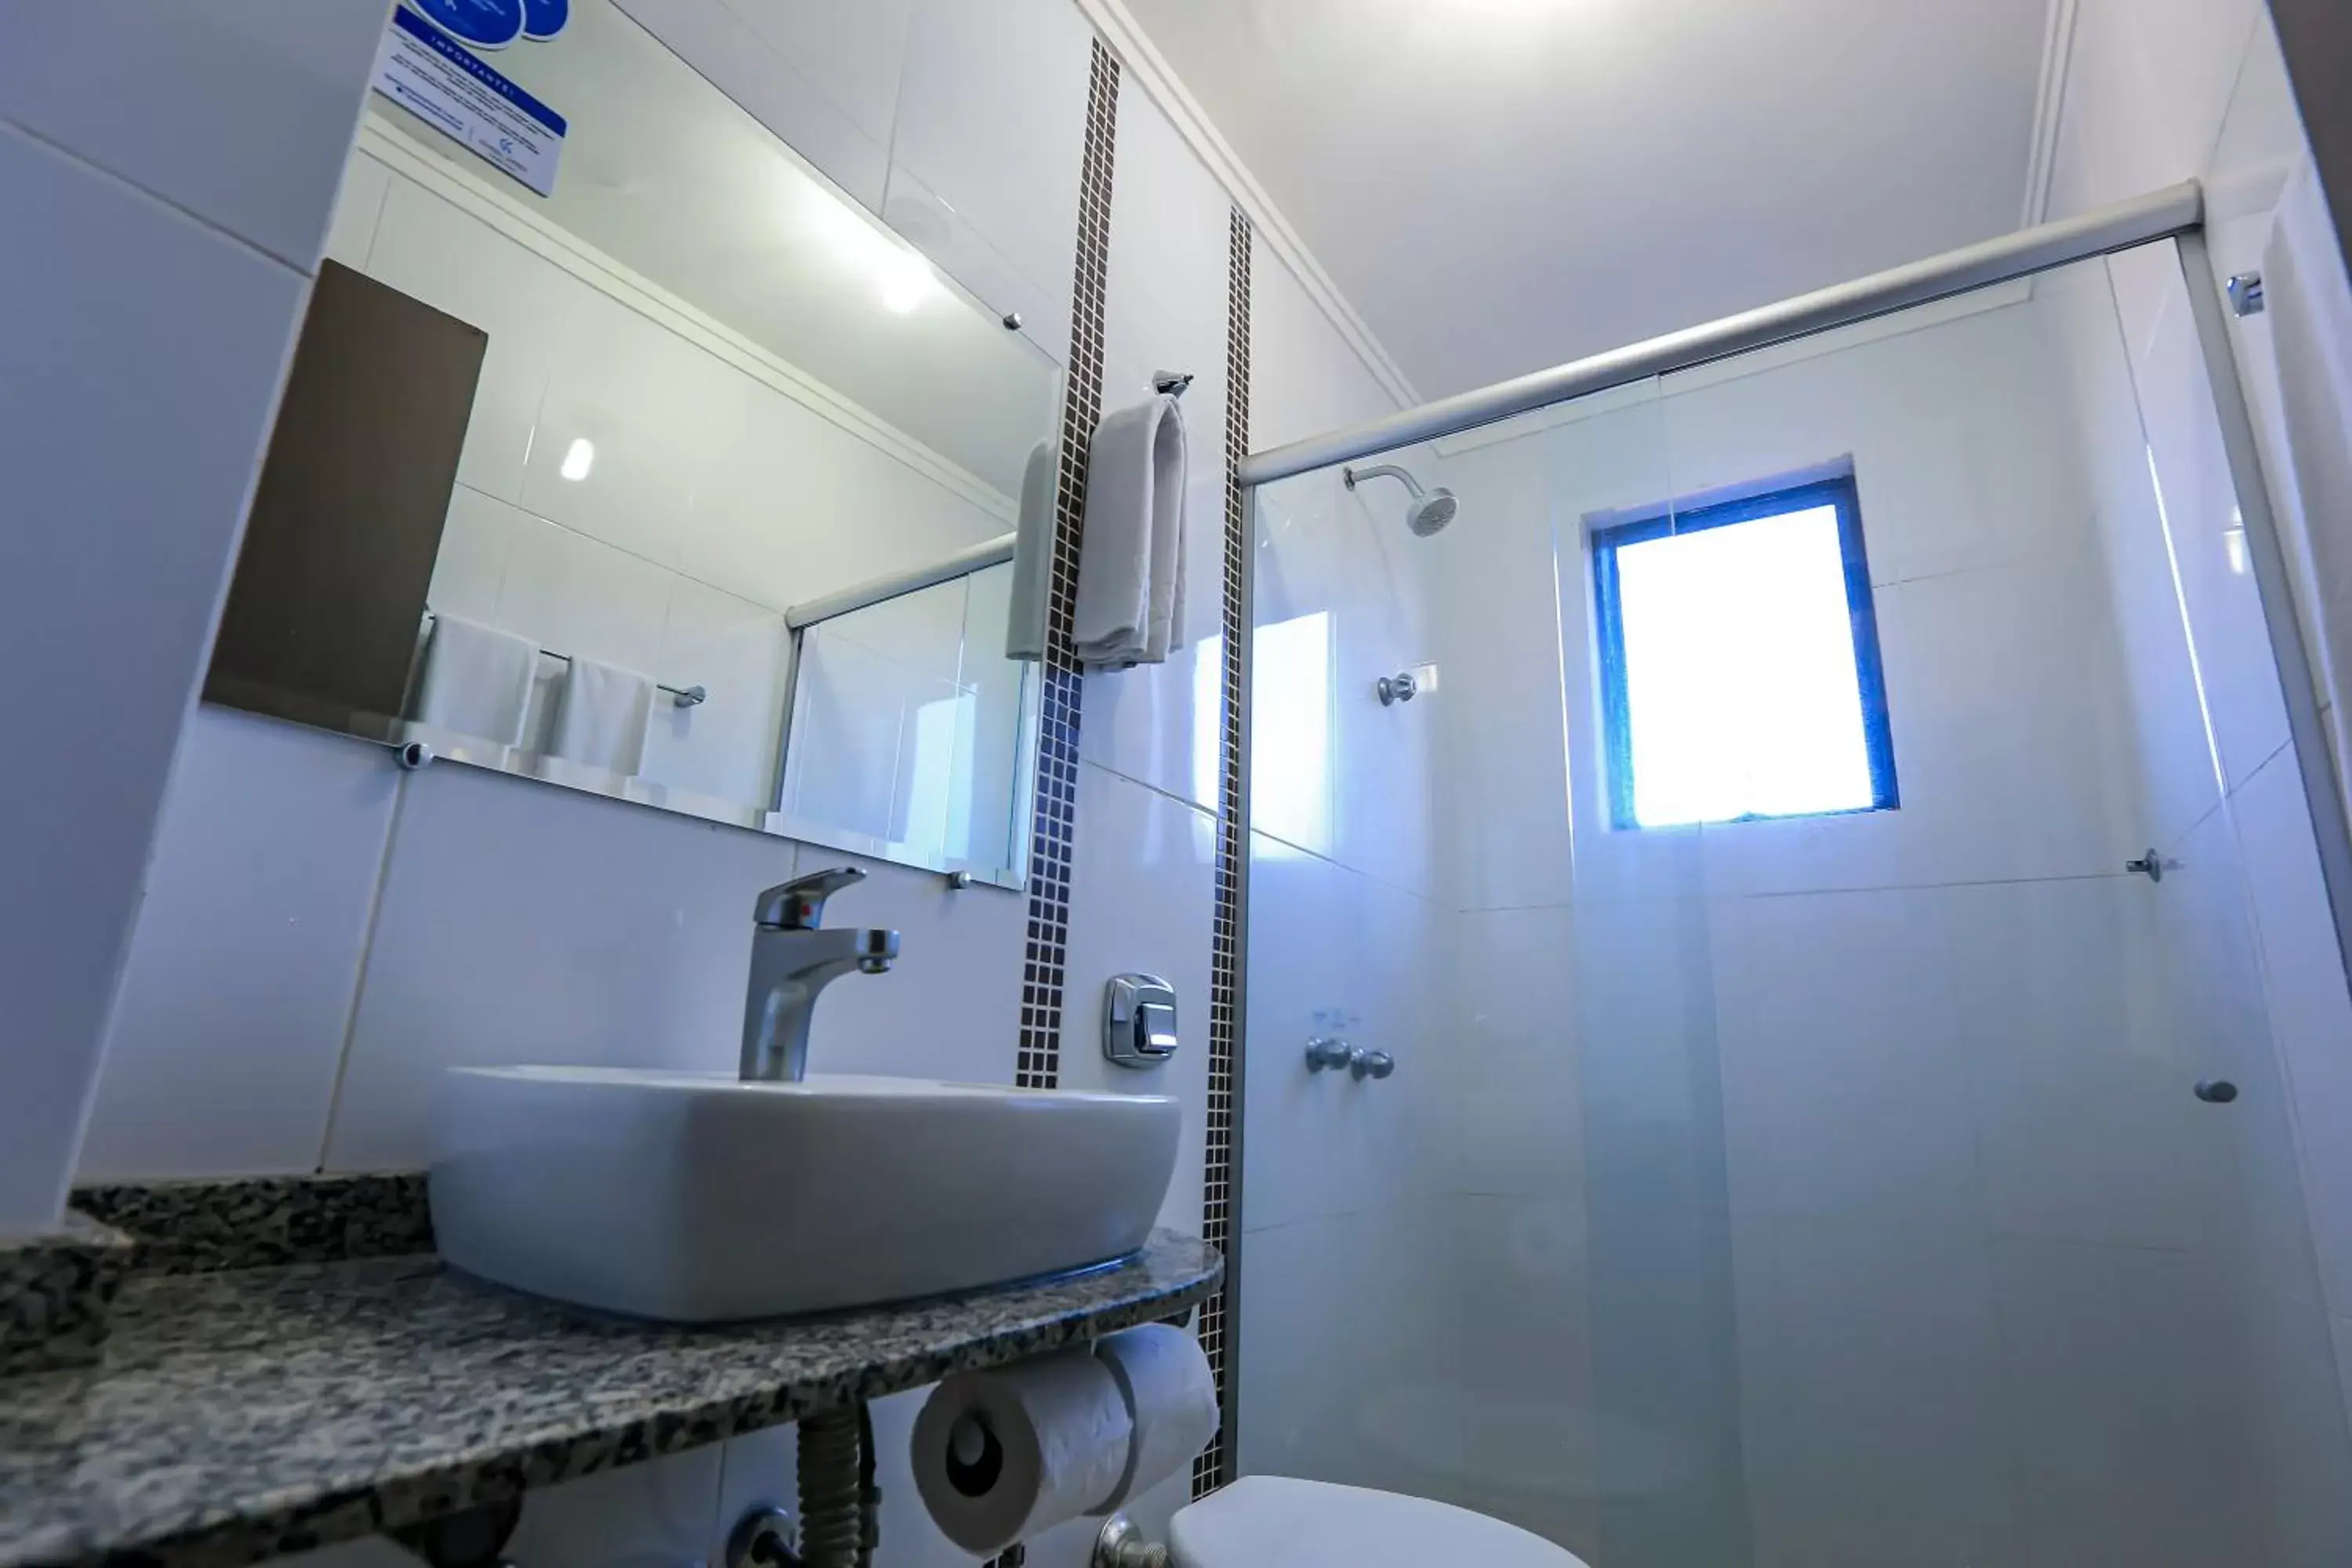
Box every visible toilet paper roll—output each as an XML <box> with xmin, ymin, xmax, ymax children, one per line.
<box><xmin>911</xmin><ymin>1350</ymin><xmax>1134</xmax><ymax>1554</ymax></box>
<box><xmin>1089</xmin><ymin>1325</ymin><xmax>1221</xmax><ymax>1514</ymax></box>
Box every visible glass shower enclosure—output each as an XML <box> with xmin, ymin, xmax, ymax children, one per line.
<box><xmin>1231</xmin><ymin>187</ymin><xmax>2352</xmax><ymax>1566</ymax></box>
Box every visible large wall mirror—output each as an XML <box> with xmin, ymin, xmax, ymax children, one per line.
<box><xmin>206</xmin><ymin>0</ymin><xmax>1060</xmax><ymax>888</ymax></box>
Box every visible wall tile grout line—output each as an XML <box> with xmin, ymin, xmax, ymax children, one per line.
<box><xmin>990</xmin><ymin>34</ymin><xmax>1122</xmax><ymax>1568</ymax></box>
<box><xmin>0</xmin><ymin>114</ymin><xmax>321</xmax><ymax>280</ymax></box>
<box><xmin>312</xmin><ymin>770</ymin><xmax>413</xmax><ymax>1171</ymax></box>
<box><xmin>1192</xmin><ymin>205</ymin><xmax>1252</xmax><ymax>1502</ymax></box>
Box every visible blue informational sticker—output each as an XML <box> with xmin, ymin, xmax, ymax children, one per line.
<box><xmin>376</xmin><ymin>5</ymin><xmax>568</xmax><ymax>196</ymax></box>
<box><xmin>405</xmin><ymin>0</ymin><xmax>524</xmax><ymax>51</ymax></box>
<box><xmin>521</xmin><ymin>0</ymin><xmax>569</xmax><ymax>40</ymax></box>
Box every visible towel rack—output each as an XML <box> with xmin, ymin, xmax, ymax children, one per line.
<box><xmin>1152</xmin><ymin>369</ymin><xmax>1192</xmax><ymax>397</ymax></box>
<box><xmin>422</xmin><ymin>611</ymin><xmax>706</xmax><ymax>707</ymax></box>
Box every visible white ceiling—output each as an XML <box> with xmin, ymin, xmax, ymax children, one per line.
<box><xmin>1123</xmin><ymin>0</ymin><xmax>2054</xmax><ymax>401</ymax></box>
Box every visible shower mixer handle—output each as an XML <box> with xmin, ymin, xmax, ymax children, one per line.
<box><xmin>1305</xmin><ymin>1036</ymin><xmax>1359</xmax><ymax>1073</ymax></box>
<box><xmin>1352</xmin><ymin>1049</ymin><xmax>1396</xmax><ymax>1081</ymax></box>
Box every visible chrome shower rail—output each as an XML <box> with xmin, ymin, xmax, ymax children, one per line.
<box><xmin>784</xmin><ymin>531</ymin><xmax>1016</xmax><ymax>631</ymax></box>
<box><xmin>1236</xmin><ymin>180</ymin><xmax>2205</xmax><ymax>487</ymax></box>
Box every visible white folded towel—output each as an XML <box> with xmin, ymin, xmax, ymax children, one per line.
<box><xmin>547</xmin><ymin>655</ymin><xmax>657</xmax><ymax>775</ymax></box>
<box><xmin>1074</xmin><ymin>394</ymin><xmax>1187</xmax><ymax>669</ymax></box>
<box><xmin>416</xmin><ymin>612</ymin><xmax>539</xmax><ymax>746</ymax></box>
<box><xmin>1004</xmin><ymin>437</ymin><xmax>1058</xmax><ymax>662</ymax></box>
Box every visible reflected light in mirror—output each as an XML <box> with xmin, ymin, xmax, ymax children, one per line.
<box><xmin>804</xmin><ymin>189</ymin><xmax>939</xmax><ymax>315</ymax></box>
<box><xmin>901</xmin><ymin>694</ymin><xmax>971</xmax><ymax>861</ymax></box>
<box><xmin>559</xmin><ymin>437</ymin><xmax>595</xmax><ymax>481</ymax></box>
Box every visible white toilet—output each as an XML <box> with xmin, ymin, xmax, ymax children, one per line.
<box><xmin>1163</xmin><ymin>1476</ymin><xmax>1589</xmax><ymax>1567</ymax></box>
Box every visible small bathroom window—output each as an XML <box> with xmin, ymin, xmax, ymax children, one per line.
<box><xmin>1590</xmin><ymin>468</ymin><xmax>1896</xmax><ymax>829</ymax></box>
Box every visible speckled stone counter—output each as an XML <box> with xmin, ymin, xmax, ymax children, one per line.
<box><xmin>0</xmin><ymin>1217</ymin><xmax>134</xmax><ymax>1376</ymax></box>
<box><xmin>0</xmin><ymin>1232</ymin><xmax>1220</xmax><ymax>1568</ymax></box>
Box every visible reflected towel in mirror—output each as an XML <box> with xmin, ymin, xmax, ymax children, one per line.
<box><xmin>548</xmin><ymin>655</ymin><xmax>656</xmax><ymax>775</ymax></box>
<box><xmin>416</xmin><ymin>612</ymin><xmax>539</xmax><ymax>746</ymax></box>
<box><xmin>1005</xmin><ymin>438</ymin><xmax>1058</xmax><ymax>662</ymax></box>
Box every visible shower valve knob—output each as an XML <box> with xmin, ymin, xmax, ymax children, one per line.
<box><xmin>1305</xmin><ymin>1036</ymin><xmax>1359</xmax><ymax>1073</ymax></box>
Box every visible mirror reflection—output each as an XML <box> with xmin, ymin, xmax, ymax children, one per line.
<box><xmin>204</xmin><ymin>0</ymin><xmax>1058</xmax><ymax>886</ymax></box>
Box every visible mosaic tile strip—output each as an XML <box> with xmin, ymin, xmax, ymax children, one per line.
<box><xmin>993</xmin><ymin>37</ymin><xmax>1123</xmax><ymax>1568</ymax></box>
<box><xmin>74</xmin><ymin>1173</ymin><xmax>434</xmax><ymax>1276</ymax></box>
<box><xmin>1192</xmin><ymin>206</ymin><xmax>1253</xmax><ymax>1501</ymax></box>
<box><xmin>0</xmin><ymin>1212</ymin><xmax>133</xmax><ymax>1376</ymax></box>
<box><xmin>1014</xmin><ymin>36</ymin><xmax>1121</xmax><ymax>1103</ymax></box>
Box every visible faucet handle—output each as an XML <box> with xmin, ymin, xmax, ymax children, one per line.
<box><xmin>755</xmin><ymin>866</ymin><xmax>866</xmax><ymax>929</ymax></box>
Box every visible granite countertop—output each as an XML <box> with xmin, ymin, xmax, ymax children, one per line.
<box><xmin>0</xmin><ymin>1232</ymin><xmax>1221</xmax><ymax>1568</ymax></box>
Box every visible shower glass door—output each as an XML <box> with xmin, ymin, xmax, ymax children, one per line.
<box><xmin>1236</xmin><ymin>242</ymin><xmax>2352</xmax><ymax>1568</ymax></box>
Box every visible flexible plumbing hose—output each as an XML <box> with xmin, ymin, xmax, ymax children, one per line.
<box><xmin>857</xmin><ymin>1399</ymin><xmax>880</xmax><ymax>1568</ymax></box>
<box><xmin>797</xmin><ymin>1407</ymin><xmax>865</xmax><ymax>1568</ymax></box>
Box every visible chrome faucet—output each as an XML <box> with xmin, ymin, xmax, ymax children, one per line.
<box><xmin>740</xmin><ymin>867</ymin><xmax>900</xmax><ymax>1083</ymax></box>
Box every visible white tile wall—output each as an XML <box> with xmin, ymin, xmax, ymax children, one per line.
<box><xmin>1248</xmin><ymin>241</ymin><xmax>1399</xmax><ymax>452</ymax></box>
<box><xmin>322</xmin><ymin>763</ymin><xmax>797</xmax><ymax>1171</ymax></box>
<box><xmin>1989</xmin><ymin>1236</ymin><xmax>2257</xmax><ymax>1568</ymax></box>
<box><xmin>1054</xmin><ymin>762</ymin><xmax>1215</xmax><ymax>1236</ymax></box>
<box><xmin>2233</xmin><ymin>744</ymin><xmax>2352</xmax><ymax>1318</ymax></box>
<box><xmin>0</xmin><ymin>0</ymin><xmax>390</xmax><ymax>270</ymax></box>
<box><xmin>1944</xmin><ymin>876</ymin><xmax>2212</xmax><ymax>1250</ymax></box>
<box><xmin>2117</xmin><ymin>253</ymin><xmax>2294</xmax><ymax>795</ymax></box>
<box><xmin>1711</xmin><ymin>890</ymin><xmax>1982</xmax><ymax>1229</ymax></box>
<box><xmin>1450</xmin><ymin>905</ymin><xmax>1580</xmax><ymax>1202</ymax></box>
<box><xmin>1237</xmin><ymin>836</ymin><xmax>1349</xmax><ymax>1236</ymax></box>
<box><xmin>82</xmin><ymin>710</ymin><xmax>398</xmax><ymax>1180</ymax></box>
<box><xmin>0</xmin><ymin>120</ymin><xmax>313</xmax><ymax>1230</ymax></box>
<box><xmin>1244</xmin><ymin>459</ymin><xmax>1441</xmax><ymax>900</ymax></box>
<box><xmin>1441</xmin><ymin>1192</ymin><xmax>1595</xmax><ymax>1522</ymax></box>
<box><xmin>794</xmin><ymin>849</ymin><xmax>1027</xmax><ymax>1084</ymax></box>
<box><xmin>2038</xmin><ymin>262</ymin><xmax>2237</xmax><ymax>852</ymax></box>
<box><xmin>1739</xmin><ymin>1218</ymin><xmax>2021</xmax><ymax>1568</ymax></box>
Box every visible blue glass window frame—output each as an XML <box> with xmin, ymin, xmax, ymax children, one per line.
<box><xmin>1590</xmin><ymin>473</ymin><xmax>1899</xmax><ymax>831</ymax></box>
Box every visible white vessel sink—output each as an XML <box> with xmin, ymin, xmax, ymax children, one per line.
<box><xmin>429</xmin><ymin>1067</ymin><xmax>1180</xmax><ymax>1322</ymax></box>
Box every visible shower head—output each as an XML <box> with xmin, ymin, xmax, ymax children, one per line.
<box><xmin>1343</xmin><ymin>463</ymin><xmax>1457</xmax><ymax>536</ymax></box>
